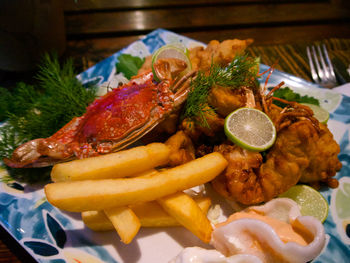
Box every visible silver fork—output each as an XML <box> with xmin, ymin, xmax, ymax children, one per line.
<box><xmin>306</xmin><ymin>44</ymin><xmax>337</xmax><ymax>88</ymax></box>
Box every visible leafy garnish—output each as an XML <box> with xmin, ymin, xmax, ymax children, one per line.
<box><xmin>0</xmin><ymin>54</ymin><xmax>97</xmax><ymax>183</ymax></box>
<box><xmin>0</xmin><ymin>88</ymin><xmax>12</xmax><ymax>121</ymax></box>
<box><xmin>182</xmin><ymin>70</ymin><xmax>213</xmax><ymax>127</ymax></box>
<box><xmin>272</xmin><ymin>87</ymin><xmax>320</xmax><ymax>107</ymax></box>
<box><xmin>116</xmin><ymin>54</ymin><xmax>145</xmax><ymax>79</ymax></box>
<box><xmin>182</xmin><ymin>54</ymin><xmax>260</xmax><ymax>126</ymax></box>
<box><xmin>212</xmin><ymin>55</ymin><xmax>260</xmax><ymax>88</ymax></box>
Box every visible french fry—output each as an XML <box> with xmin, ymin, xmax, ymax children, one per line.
<box><xmin>51</xmin><ymin>143</ymin><xmax>170</xmax><ymax>182</ymax></box>
<box><xmin>134</xmin><ymin>196</ymin><xmax>211</xmax><ymax>227</ymax></box>
<box><xmin>158</xmin><ymin>193</ymin><xmax>213</xmax><ymax>243</ymax></box>
<box><xmin>104</xmin><ymin>206</ymin><xmax>141</xmax><ymax>244</ymax></box>
<box><xmin>82</xmin><ymin>197</ymin><xmax>212</xmax><ymax>231</ymax></box>
<box><xmin>45</xmin><ymin>152</ymin><xmax>227</xmax><ymax>212</ymax></box>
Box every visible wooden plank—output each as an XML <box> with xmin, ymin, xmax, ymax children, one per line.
<box><xmin>183</xmin><ymin>23</ymin><xmax>350</xmax><ymax>45</ymax></box>
<box><xmin>65</xmin><ymin>23</ymin><xmax>350</xmax><ymax>71</ymax></box>
<box><xmin>63</xmin><ymin>0</ymin><xmax>327</xmax><ymax>12</ymax></box>
<box><xmin>65</xmin><ymin>3</ymin><xmax>349</xmax><ymax>37</ymax></box>
<box><xmin>0</xmin><ymin>241</ymin><xmax>20</xmax><ymax>263</ymax></box>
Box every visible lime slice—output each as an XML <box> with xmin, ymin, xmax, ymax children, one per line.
<box><xmin>224</xmin><ymin>108</ymin><xmax>276</xmax><ymax>151</ymax></box>
<box><xmin>151</xmin><ymin>44</ymin><xmax>191</xmax><ymax>82</ymax></box>
<box><xmin>279</xmin><ymin>185</ymin><xmax>329</xmax><ymax>222</ymax></box>
<box><xmin>301</xmin><ymin>103</ymin><xmax>329</xmax><ymax>124</ymax></box>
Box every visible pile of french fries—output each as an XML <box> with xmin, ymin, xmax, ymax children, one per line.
<box><xmin>45</xmin><ymin>143</ymin><xmax>228</xmax><ymax>244</ymax></box>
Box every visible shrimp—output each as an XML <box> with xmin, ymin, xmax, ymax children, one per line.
<box><xmin>212</xmin><ymin>99</ymin><xmax>341</xmax><ymax>205</ymax></box>
<box><xmin>165</xmin><ymin>130</ymin><xmax>195</xmax><ymax>167</ymax></box>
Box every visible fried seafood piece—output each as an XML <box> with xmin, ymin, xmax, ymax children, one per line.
<box><xmin>189</xmin><ymin>39</ymin><xmax>253</xmax><ymax>71</ymax></box>
<box><xmin>213</xmin><ymin>119</ymin><xmax>330</xmax><ymax>205</ymax></box>
<box><xmin>298</xmin><ymin>123</ymin><xmax>341</xmax><ymax>188</ymax></box>
<box><xmin>212</xmin><ymin>102</ymin><xmax>342</xmax><ymax>205</ymax></box>
<box><xmin>180</xmin><ymin>86</ymin><xmax>255</xmax><ymax>143</ymax></box>
<box><xmin>181</xmin><ymin>104</ymin><xmax>225</xmax><ymax>141</ymax></box>
<box><xmin>165</xmin><ymin>130</ymin><xmax>195</xmax><ymax>167</ymax></box>
<box><xmin>212</xmin><ymin>143</ymin><xmax>264</xmax><ymax>204</ymax></box>
<box><xmin>208</xmin><ymin>86</ymin><xmax>256</xmax><ymax>117</ymax></box>
<box><xmin>139</xmin><ymin>38</ymin><xmax>253</xmax><ymax>75</ymax></box>
<box><xmin>268</xmin><ymin>102</ymin><xmax>342</xmax><ymax>188</ymax></box>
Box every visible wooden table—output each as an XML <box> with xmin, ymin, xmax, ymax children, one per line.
<box><xmin>62</xmin><ymin>0</ymin><xmax>350</xmax><ymax>71</ymax></box>
<box><xmin>1</xmin><ymin>0</ymin><xmax>350</xmax><ymax>262</ymax></box>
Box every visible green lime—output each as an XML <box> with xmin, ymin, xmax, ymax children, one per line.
<box><xmin>335</xmin><ymin>182</ymin><xmax>350</xmax><ymax>219</ymax></box>
<box><xmin>279</xmin><ymin>185</ymin><xmax>329</xmax><ymax>222</ymax></box>
<box><xmin>301</xmin><ymin>103</ymin><xmax>329</xmax><ymax>124</ymax></box>
<box><xmin>151</xmin><ymin>44</ymin><xmax>191</xmax><ymax>82</ymax></box>
<box><xmin>224</xmin><ymin>108</ymin><xmax>276</xmax><ymax>151</ymax></box>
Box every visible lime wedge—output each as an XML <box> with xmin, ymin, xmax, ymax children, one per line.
<box><xmin>279</xmin><ymin>185</ymin><xmax>329</xmax><ymax>222</ymax></box>
<box><xmin>224</xmin><ymin>108</ymin><xmax>276</xmax><ymax>151</ymax></box>
<box><xmin>301</xmin><ymin>103</ymin><xmax>329</xmax><ymax>124</ymax></box>
<box><xmin>151</xmin><ymin>44</ymin><xmax>191</xmax><ymax>82</ymax></box>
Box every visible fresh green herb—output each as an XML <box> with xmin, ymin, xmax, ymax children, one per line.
<box><xmin>182</xmin><ymin>54</ymin><xmax>260</xmax><ymax>126</ymax></box>
<box><xmin>272</xmin><ymin>87</ymin><xmax>320</xmax><ymax>108</ymax></box>
<box><xmin>182</xmin><ymin>70</ymin><xmax>213</xmax><ymax>127</ymax></box>
<box><xmin>212</xmin><ymin>55</ymin><xmax>260</xmax><ymax>88</ymax></box>
<box><xmin>0</xmin><ymin>54</ymin><xmax>97</xmax><ymax>183</ymax></box>
<box><xmin>0</xmin><ymin>88</ymin><xmax>13</xmax><ymax>121</ymax></box>
<box><xmin>116</xmin><ymin>54</ymin><xmax>145</xmax><ymax>79</ymax></box>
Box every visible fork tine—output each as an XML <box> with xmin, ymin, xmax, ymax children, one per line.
<box><xmin>322</xmin><ymin>44</ymin><xmax>336</xmax><ymax>82</ymax></box>
<box><xmin>307</xmin><ymin>44</ymin><xmax>337</xmax><ymax>88</ymax></box>
<box><xmin>311</xmin><ymin>45</ymin><xmax>324</xmax><ymax>81</ymax></box>
<box><xmin>317</xmin><ymin>45</ymin><xmax>330</xmax><ymax>80</ymax></box>
<box><xmin>306</xmin><ymin>46</ymin><xmax>319</xmax><ymax>83</ymax></box>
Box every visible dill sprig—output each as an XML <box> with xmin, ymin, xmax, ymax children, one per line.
<box><xmin>182</xmin><ymin>54</ymin><xmax>260</xmax><ymax>126</ymax></box>
<box><xmin>0</xmin><ymin>54</ymin><xmax>97</xmax><ymax>183</ymax></box>
<box><xmin>211</xmin><ymin>54</ymin><xmax>260</xmax><ymax>88</ymax></box>
<box><xmin>183</xmin><ymin>70</ymin><xmax>214</xmax><ymax>127</ymax></box>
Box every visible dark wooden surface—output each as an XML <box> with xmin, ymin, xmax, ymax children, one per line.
<box><xmin>1</xmin><ymin>0</ymin><xmax>350</xmax><ymax>262</ymax></box>
<box><xmin>62</xmin><ymin>0</ymin><xmax>350</xmax><ymax>71</ymax></box>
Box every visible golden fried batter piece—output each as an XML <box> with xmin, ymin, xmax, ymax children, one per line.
<box><xmin>213</xmin><ymin>120</ymin><xmax>321</xmax><ymax>205</ymax></box>
<box><xmin>165</xmin><ymin>130</ymin><xmax>195</xmax><ymax>167</ymax></box>
<box><xmin>213</xmin><ymin>112</ymin><xmax>341</xmax><ymax>205</ymax></box>
<box><xmin>212</xmin><ymin>143</ymin><xmax>264</xmax><ymax>204</ymax></box>
<box><xmin>299</xmin><ymin>123</ymin><xmax>341</xmax><ymax>188</ymax></box>
<box><xmin>208</xmin><ymin>86</ymin><xmax>248</xmax><ymax>117</ymax></box>
<box><xmin>268</xmin><ymin>103</ymin><xmax>341</xmax><ymax>189</ymax></box>
<box><xmin>139</xmin><ymin>38</ymin><xmax>253</xmax><ymax>75</ymax></box>
<box><xmin>189</xmin><ymin>39</ymin><xmax>253</xmax><ymax>71</ymax></box>
<box><xmin>181</xmin><ymin>104</ymin><xmax>225</xmax><ymax>141</ymax></box>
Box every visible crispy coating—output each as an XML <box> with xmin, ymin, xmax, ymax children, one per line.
<box><xmin>299</xmin><ymin>123</ymin><xmax>341</xmax><ymax>188</ymax></box>
<box><xmin>139</xmin><ymin>38</ymin><xmax>253</xmax><ymax>74</ymax></box>
<box><xmin>213</xmin><ymin>110</ymin><xmax>342</xmax><ymax>205</ymax></box>
<box><xmin>208</xmin><ymin>86</ymin><xmax>248</xmax><ymax>117</ymax></box>
<box><xmin>189</xmin><ymin>39</ymin><xmax>253</xmax><ymax>71</ymax></box>
<box><xmin>181</xmin><ymin>104</ymin><xmax>225</xmax><ymax>141</ymax></box>
<box><xmin>213</xmin><ymin>120</ymin><xmax>315</xmax><ymax>205</ymax></box>
<box><xmin>165</xmin><ymin>130</ymin><xmax>196</xmax><ymax>167</ymax></box>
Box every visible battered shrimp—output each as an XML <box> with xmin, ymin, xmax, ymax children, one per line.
<box><xmin>165</xmin><ymin>130</ymin><xmax>195</xmax><ymax>167</ymax></box>
<box><xmin>298</xmin><ymin>122</ymin><xmax>341</xmax><ymax>188</ymax></box>
<box><xmin>212</xmin><ymin>102</ymin><xmax>342</xmax><ymax>205</ymax></box>
<box><xmin>207</xmin><ymin>86</ymin><xmax>249</xmax><ymax>117</ymax></box>
<box><xmin>181</xmin><ymin>104</ymin><xmax>225</xmax><ymax>140</ymax></box>
<box><xmin>189</xmin><ymin>39</ymin><xmax>253</xmax><ymax>71</ymax></box>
